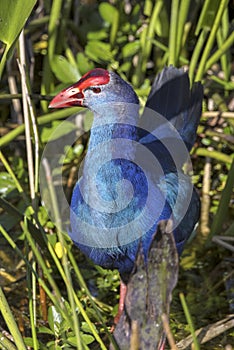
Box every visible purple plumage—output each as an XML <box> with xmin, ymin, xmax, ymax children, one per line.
<box><xmin>49</xmin><ymin>67</ymin><xmax>203</xmax><ymax>283</ymax></box>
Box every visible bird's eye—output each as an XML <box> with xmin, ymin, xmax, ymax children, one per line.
<box><xmin>90</xmin><ymin>87</ymin><xmax>101</xmax><ymax>93</ymax></box>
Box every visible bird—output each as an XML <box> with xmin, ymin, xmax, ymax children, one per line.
<box><xmin>49</xmin><ymin>66</ymin><xmax>203</xmax><ymax>341</ymax></box>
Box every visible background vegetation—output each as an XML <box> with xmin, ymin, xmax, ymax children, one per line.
<box><xmin>0</xmin><ymin>0</ymin><xmax>234</xmax><ymax>349</ymax></box>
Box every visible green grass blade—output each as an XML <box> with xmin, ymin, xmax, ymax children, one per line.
<box><xmin>0</xmin><ymin>288</ymin><xmax>27</xmax><ymax>350</ymax></box>
<box><xmin>48</xmin><ymin>0</ymin><xmax>63</xmax><ymax>63</ymax></box>
<box><xmin>205</xmin><ymin>30</ymin><xmax>234</xmax><ymax>72</ymax></box>
<box><xmin>176</xmin><ymin>0</ymin><xmax>190</xmax><ymax>59</ymax></box>
<box><xmin>27</xmin><ymin>258</ymin><xmax>39</xmax><ymax>350</ymax></box>
<box><xmin>189</xmin><ymin>28</ymin><xmax>209</xmax><ymax>83</ymax></box>
<box><xmin>68</xmin><ymin>250</ymin><xmax>119</xmax><ymax>349</ymax></box>
<box><xmin>222</xmin><ymin>10</ymin><xmax>231</xmax><ymax>81</ymax></box>
<box><xmin>22</xmin><ymin>222</ymin><xmax>67</xmax><ymax>317</ymax></box>
<box><xmin>36</xmin><ymin>159</ymin><xmax>108</xmax><ymax>348</ymax></box>
<box><xmin>179</xmin><ymin>293</ymin><xmax>200</xmax><ymax>350</ymax></box>
<box><xmin>41</xmin><ymin>158</ymin><xmax>83</xmax><ymax>349</ymax></box>
<box><xmin>110</xmin><ymin>8</ymin><xmax>119</xmax><ymax>48</ymax></box>
<box><xmin>168</xmin><ymin>0</ymin><xmax>179</xmax><ymax>65</ymax></box>
<box><xmin>209</xmin><ymin>159</ymin><xmax>234</xmax><ymax>239</ymax></box>
<box><xmin>195</xmin><ymin>0</ymin><xmax>229</xmax><ymax>81</ymax></box>
<box><xmin>143</xmin><ymin>0</ymin><xmax>163</xmax><ymax>72</ymax></box>
<box><xmin>217</xmin><ymin>7</ymin><xmax>231</xmax><ymax>81</ymax></box>
<box><xmin>41</xmin><ymin>55</ymin><xmax>54</xmax><ymax>113</ymax></box>
<box><xmin>133</xmin><ymin>0</ymin><xmax>163</xmax><ymax>86</ymax></box>
<box><xmin>0</xmin><ymin>107</ymin><xmax>82</xmax><ymax>148</ymax></box>
<box><xmin>195</xmin><ymin>0</ymin><xmax>212</xmax><ymax>35</ymax></box>
<box><xmin>0</xmin><ymin>44</ymin><xmax>10</xmax><ymax>78</ymax></box>
<box><xmin>195</xmin><ymin>148</ymin><xmax>233</xmax><ymax>164</ymax></box>
<box><xmin>0</xmin><ymin>150</ymin><xmax>36</xmax><ymax>218</ymax></box>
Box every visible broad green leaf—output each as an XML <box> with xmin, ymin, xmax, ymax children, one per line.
<box><xmin>48</xmin><ymin>305</ymin><xmax>62</xmax><ymax>335</ymax></box>
<box><xmin>23</xmin><ymin>337</ymin><xmax>39</xmax><ymax>348</ymax></box>
<box><xmin>37</xmin><ymin>326</ymin><xmax>54</xmax><ymax>335</ymax></box>
<box><xmin>81</xmin><ymin>321</ymin><xmax>97</xmax><ymax>334</ymax></box>
<box><xmin>119</xmin><ymin>61</ymin><xmax>131</xmax><ymax>73</ymax></box>
<box><xmin>99</xmin><ymin>3</ymin><xmax>118</xmax><ymax>24</ymax></box>
<box><xmin>0</xmin><ymin>0</ymin><xmax>36</xmax><ymax>45</ymax></box>
<box><xmin>81</xmin><ymin>334</ymin><xmax>95</xmax><ymax>345</ymax></box>
<box><xmin>68</xmin><ymin>334</ymin><xmax>94</xmax><ymax>346</ymax></box>
<box><xmin>0</xmin><ymin>0</ymin><xmax>36</xmax><ymax>76</ymax></box>
<box><xmin>40</xmin><ymin>120</ymin><xmax>76</xmax><ymax>143</ymax></box>
<box><xmin>38</xmin><ymin>206</ymin><xmax>50</xmax><ymax>226</ymax></box>
<box><xmin>87</xmin><ymin>30</ymin><xmax>108</xmax><ymax>40</ymax></box>
<box><xmin>122</xmin><ymin>41</ymin><xmax>140</xmax><ymax>58</ymax></box>
<box><xmin>99</xmin><ymin>2</ymin><xmax>119</xmax><ymax>46</ymax></box>
<box><xmin>51</xmin><ymin>55</ymin><xmax>80</xmax><ymax>84</ymax></box>
<box><xmin>76</xmin><ymin>52</ymin><xmax>94</xmax><ymax>75</ymax></box>
<box><xmin>47</xmin><ymin>233</ymin><xmax>57</xmax><ymax>247</ymax></box>
<box><xmin>83</xmin><ymin>110</ymin><xmax>93</xmax><ymax>132</ymax></box>
<box><xmin>85</xmin><ymin>40</ymin><xmax>113</xmax><ymax>63</ymax></box>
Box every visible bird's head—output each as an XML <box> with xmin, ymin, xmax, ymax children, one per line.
<box><xmin>49</xmin><ymin>68</ymin><xmax>139</xmax><ymax>112</ymax></box>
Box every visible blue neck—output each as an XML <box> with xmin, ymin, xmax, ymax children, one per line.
<box><xmin>81</xmin><ymin>103</ymin><xmax>140</xmax><ymax>211</ymax></box>
<box><xmin>88</xmin><ymin>102</ymin><xmax>140</xmax><ymax>149</ymax></box>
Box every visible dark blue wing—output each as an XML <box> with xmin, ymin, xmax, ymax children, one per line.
<box><xmin>140</xmin><ymin>66</ymin><xmax>203</xmax><ymax>152</ymax></box>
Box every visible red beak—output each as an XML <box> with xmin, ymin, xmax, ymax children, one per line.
<box><xmin>49</xmin><ymin>83</ymin><xmax>84</xmax><ymax>108</ymax></box>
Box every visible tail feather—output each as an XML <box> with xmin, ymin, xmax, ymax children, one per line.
<box><xmin>146</xmin><ymin>66</ymin><xmax>190</xmax><ymax>118</ymax></box>
<box><xmin>141</xmin><ymin>66</ymin><xmax>203</xmax><ymax>151</ymax></box>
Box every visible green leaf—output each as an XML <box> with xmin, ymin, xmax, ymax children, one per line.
<box><xmin>119</xmin><ymin>61</ymin><xmax>132</xmax><ymax>73</ymax></box>
<box><xmin>81</xmin><ymin>334</ymin><xmax>95</xmax><ymax>345</ymax></box>
<box><xmin>196</xmin><ymin>0</ymin><xmax>220</xmax><ymax>34</ymax></box>
<box><xmin>51</xmin><ymin>55</ymin><xmax>80</xmax><ymax>83</ymax></box>
<box><xmin>0</xmin><ymin>0</ymin><xmax>36</xmax><ymax>77</ymax></box>
<box><xmin>83</xmin><ymin>110</ymin><xmax>93</xmax><ymax>132</ymax></box>
<box><xmin>40</xmin><ymin>120</ymin><xmax>76</xmax><ymax>143</ymax></box>
<box><xmin>85</xmin><ymin>40</ymin><xmax>114</xmax><ymax>63</ymax></box>
<box><xmin>48</xmin><ymin>306</ymin><xmax>62</xmax><ymax>336</ymax></box>
<box><xmin>0</xmin><ymin>0</ymin><xmax>36</xmax><ymax>45</ymax></box>
<box><xmin>23</xmin><ymin>337</ymin><xmax>39</xmax><ymax>348</ymax></box>
<box><xmin>87</xmin><ymin>30</ymin><xmax>108</xmax><ymax>40</ymax></box>
<box><xmin>46</xmin><ymin>234</ymin><xmax>57</xmax><ymax>248</ymax></box>
<box><xmin>122</xmin><ymin>41</ymin><xmax>140</xmax><ymax>58</ymax></box>
<box><xmin>38</xmin><ymin>326</ymin><xmax>55</xmax><ymax>335</ymax></box>
<box><xmin>73</xmin><ymin>144</ymin><xmax>84</xmax><ymax>157</ymax></box>
<box><xmin>37</xmin><ymin>206</ymin><xmax>49</xmax><ymax>226</ymax></box>
<box><xmin>0</xmin><ymin>172</ymin><xmax>16</xmax><ymax>196</ymax></box>
<box><xmin>81</xmin><ymin>321</ymin><xmax>97</xmax><ymax>334</ymax></box>
<box><xmin>76</xmin><ymin>52</ymin><xmax>94</xmax><ymax>75</ymax></box>
<box><xmin>99</xmin><ymin>3</ymin><xmax>118</xmax><ymax>24</ymax></box>
<box><xmin>155</xmin><ymin>5</ymin><xmax>169</xmax><ymax>37</ymax></box>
